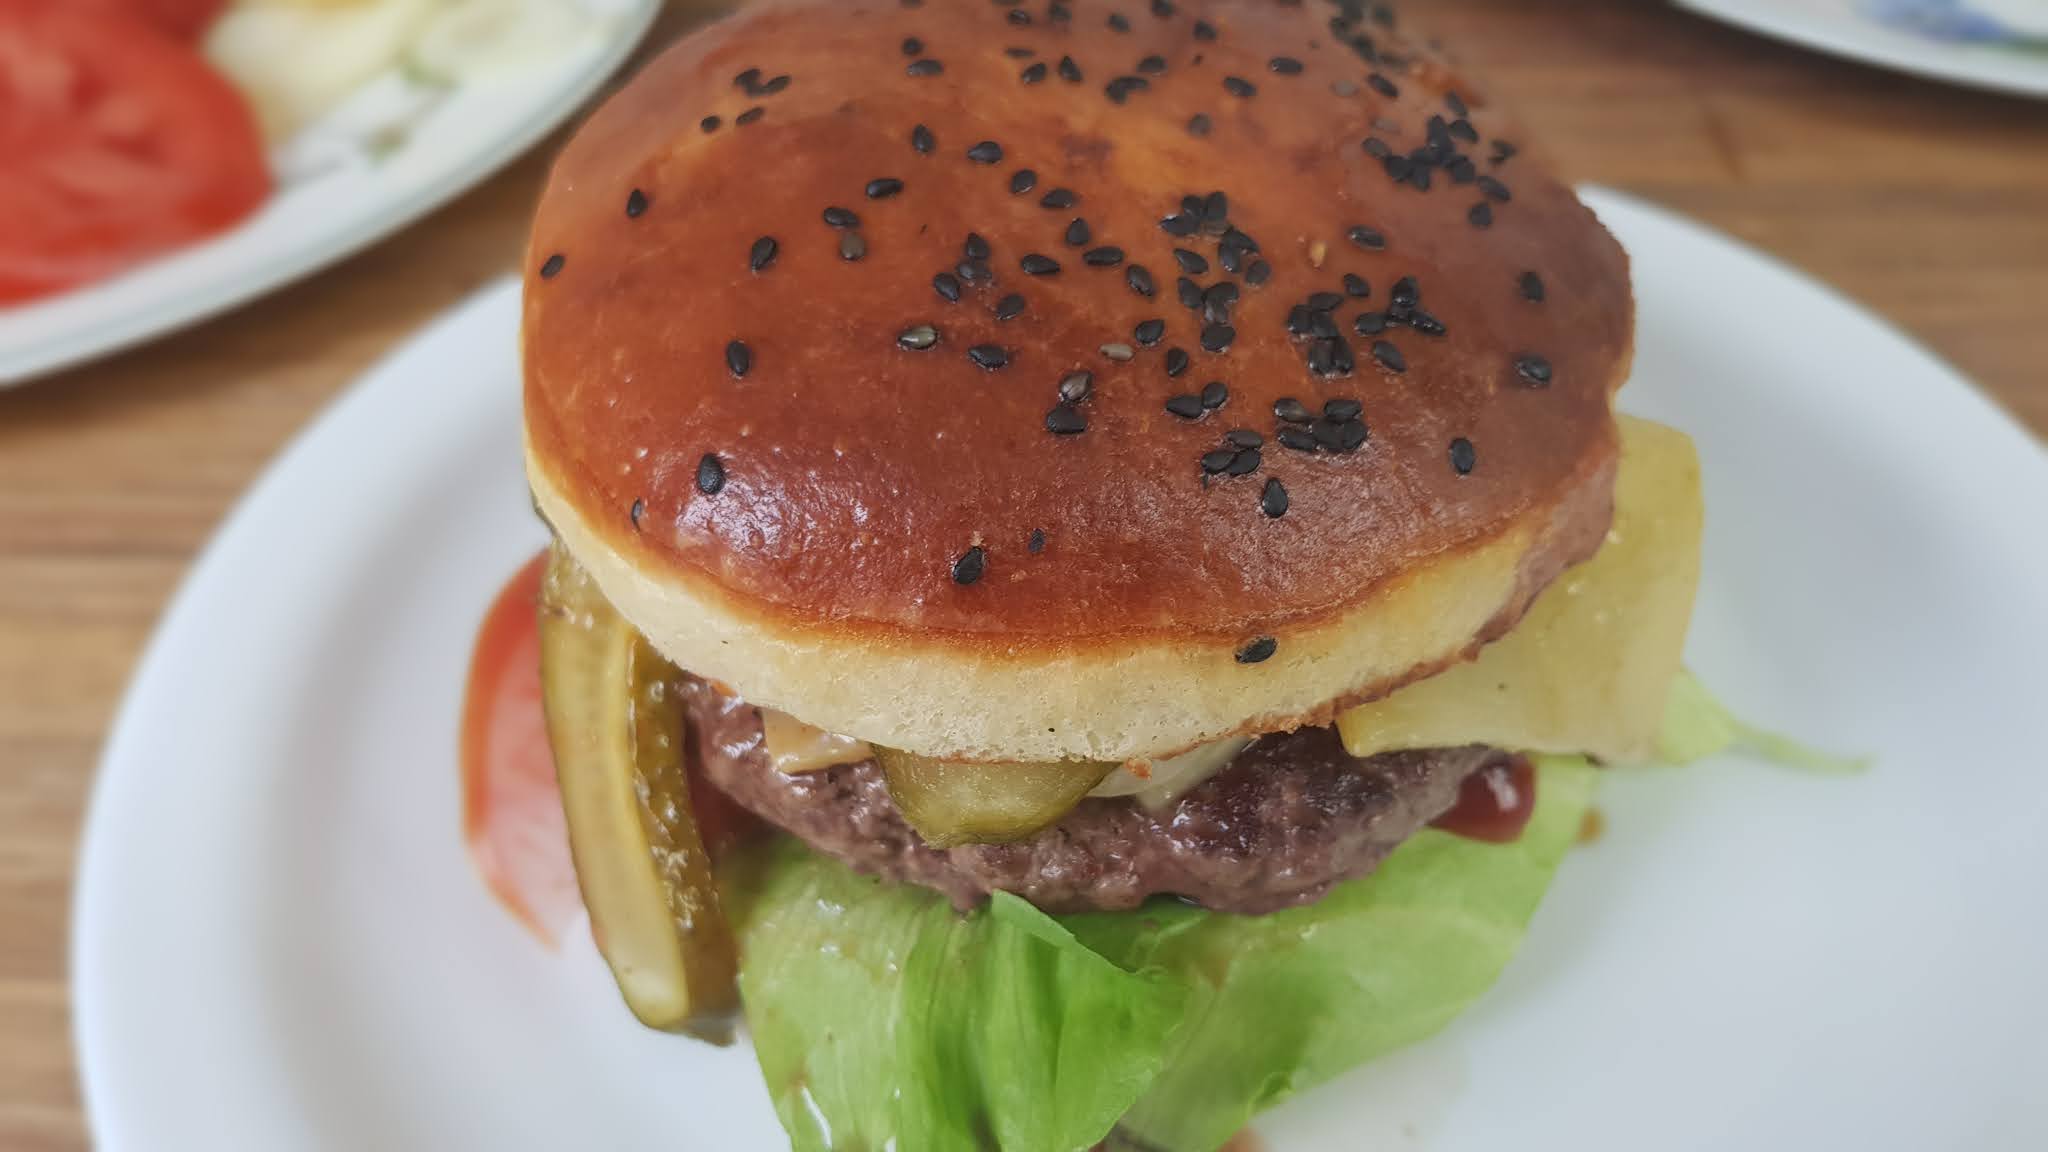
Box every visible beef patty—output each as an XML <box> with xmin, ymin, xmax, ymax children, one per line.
<box><xmin>684</xmin><ymin>678</ymin><xmax>1498</xmax><ymax>915</ymax></box>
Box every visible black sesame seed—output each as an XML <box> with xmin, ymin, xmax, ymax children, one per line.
<box><xmin>1468</xmin><ymin>202</ymin><xmax>1494</xmax><ymax>229</ymax></box>
<box><xmin>1226</xmin><ymin>428</ymin><xmax>1263</xmax><ymax>449</ymax></box>
<box><xmin>911</xmin><ymin>124</ymin><xmax>935</xmax><ymax>153</ymax></box>
<box><xmin>1011</xmin><ymin>169</ymin><xmax>1038</xmax><ymax>194</ymax></box>
<box><xmin>956</xmin><ymin>257</ymin><xmax>991</xmax><ymax>283</ymax></box>
<box><xmin>907</xmin><ymin>58</ymin><xmax>944</xmax><ymax>76</ymax></box>
<box><xmin>1176</xmin><ymin>277</ymin><xmax>1203</xmax><ymax>310</ymax></box>
<box><xmin>1008</xmin><ymin>7</ymin><xmax>1031</xmax><ymax>24</ymax></box>
<box><xmin>1165</xmin><ymin>347</ymin><xmax>1190</xmax><ymax>377</ymax></box>
<box><xmin>967</xmin><ymin>140</ymin><xmax>1004</xmax><ymax>164</ymax></box>
<box><xmin>539</xmin><ymin>253</ymin><xmax>565</xmax><ymax>279</ymax></box>
<box><xmin>1046</xmin><ymin>403</ymin><xmax>1088</xmax><ymax>435</ymax></box>
<box><xmin>748</xmin><ymin>235</ymin><xmax>778</xmax><ymax>273</ymax></box>
<box><xmin>1058</xmin><ymin>55</ymin><xmax>1083</xmax><ymax>82</ymax></box>
<box><xmin>866</xmin><ymin>177</ymin><xmax>904</xmax><ymax>199</ymax></box>
<box><xmin>1187</xmin><ymin>113</ymin><xmax>1213</xmax><ymax>138</ymax></box>
<box><xmin>1274</xmin><ymin>397</ymin><xmax>1312</xmax><ymax>423</ymax></box>
<box><xmin>1477</xmin><ymin>175</ymin><xmax>1512</xmax><ymax>202</ymax></box>
<box><xmin>933</xmin><ymin>272</ymin><xmax>962</xmax><ymax>302</ymax></box>
<box><xmin>1201</xmin><ymin>380</ymin><xmax>1229</xmax><ymax>409</ymax></box>
<box><xmin>1363</xmin><ymin>137</ymin><xmax>1392</xmax><ymax>160</ymax></box>
<box><xmin>1307</xmin><ymin>291</ymin><xmax>1344</xmax><ymax>312</ymax></box>
<box><xmin>822</xmin><ymin>205</ymin><xmax>860</xmax><ymax>229</ymax></box>
<box><xmin>1324</xmin><ymin>397</ymin><xmax>1362</xmax><ymax>421</ymax></box>
<box><xmin>1371</xmin><ymin>340</ymin><xmax>1406</xmax><ymax>373</ymax></box>
<box><xmin>898</xmin><ymin>324</ymin><xmax>939</xmax><ymax>350</ymax></box>
<box><xmin>1202</xmin><ymin>191</ymin><xmax>1229</xmax><ymax>224</ymax></box>
<box><xmin>1040</xmin><ymin>188</ymin><xmax>1078</xmax><ymax>209</ymax></box>
<box><xmin>1311</xmin><ymin>418</ymin><xmax>1346</xmax><ymax>450</ymax></box>
<box><xmin>1134</xmin><ymin>318</ymin><xmax>1166</xmax><ymax>346</ymax></box>
<box><xmin>1201</xmin><ymin>447</ymin><xmax>1237</xmax><ymax>472</ymax></box>
<box><xmin>839</xmin><ymin>232</ymin><xmax>867</xmax><ymax>261</ymax></box>
<box><xmin>725</xmin><ymin>340</ymin><xmax>751</xmax><ymax>378</ymax></box>
<box><xmin>994</xmin><ymin>293</ymin><xmax>1026</xmax><ymax>321</ymax></box>
<box><xmin>700</xmin><ymin>115</ymin><xmax>722</xmax><ymax>133</ymax></box>
<box><xmin>1223</xmin><ymin>76</ymin><xmax>1257</xmax><ymax>98</ymax></box>
<box><xmin>630</xmin><ymin>498</ymin><xmax>644</xmax><ymax>527</ymax></box>
<box><xmin>1172</xmin><ymin>249</ymin><xmax>1208</xmax><ymax>275</ymax></box>
<box><xmin>1450</xmin><ymin>437</ymin><xmax>1476</xmax><ymax>475</ymax></box>
<box><xmin>733</xmin><ymin>67</ymin><xmax>760</xmax><ymax>90</ymax></box>
<box><xmin>968</xmin><ymin>344</ymin><xmax>1010</xmax><ymax>370</ymax></box>
<box><xmin>1193</xmin><ymin>17</ymin><xmax>1217</xmax><ymax>39</ymax></box>
<box><xmin>1065</xmin><ymin>218</ymin><xmax>1091</xmax><ymax>246</ymax></box>
<box><xmin>1339</xmin><ymin>273</ymin><xmax>1369</xmax><ymax>298</ymax></box>
<box><xmin>1519</xmin><ymin>271</ymin><xmax>1546</xmax><ymax>302</ymax></box>
<box><xmin>1059</xmin><ymin>371</ymin><xmax>1093</xmax><ymax>402</ymax></box>
<box><xmin>1286</xmin><ymin>306</ymin><xmax>1314</xmax><ymax>338</ymax></box>
<box><xmin>1126</xmin><ymin>265</ymin><xmax>1155</xmax><ymax>297</ymax></box>
<box><xmin>735</xmin><ymin>106</ymin><xmax>765</xmax><ymax>126</ymax></box>
<box><xmin>1160</xmin><ymin>213</ymin><xmax>1198</xmax><ymax>239</ymax></box>
<box><xmin>1516</xmin><ymin>354</ymin><xmax>1553</xmax><ymax>386</ymax></box>
<box><xmin>1236</xmin><ymin>637</ymin><xmax>1278</xmax><ymax>664</ymax></box>
<box><xmin>1246</xmin><ymin>260</ymin><xmax>1273</xmax><ymax>286</ymax></box>
<box><xmin>1367</xmin><ymin>72</ymin><xmax>1399</xmax><ymax>98</ymax></box>
<box><xmin>952</xmin><ymin>546</ymin><xmax>987</xmax><ymax>585</ymax></box>
<box><xmin>1029</xmin><ymin>528</ymin><xmax>1047</xmax><ymax>553</ymax></box>
<box><xmin>1278</xmin><ymin>426</ymin><xmax>1319</xmax><ymax>453</ymax></box>
<box><xmin>1167</xmin><ymin>394</ymin><xmax>1206</xmax><ymax>420</ymax></box>
<box><xmin>902</xmin><ymin>35</ymin><xmax>923</xmax><ymax>55</ymax></box>
<box><xmin>1492</xmin><ymin>139</ymin><xmax>1519</xmax><ymax>163</ymax></box>
<box><xmin>1447</xmin><ymin>156</ymin><xmax>1478</xmax><ymax>184</ymax></box>
<box><xmin>1408</xmin><ymin>310</ymin><xmax>1446</xmax><ymax>337</ymax></box>
<box><xmin>625</xmin><ymin>188</ymin><xmax>648</xmax><ymax>218</ymax></box>
<box><xmin>1109</xmin><ymin>11</ymin><xmax>1131</xmax><ymax>31</ymax></box>
<box><xmin>697</xmin><ymin>453</ymin><xmax>726</xmax><ymax>495</ymax></box>
<box><xmin>1391</xmin><ymin>276</ymin><xmax>1418</xmax><ymax>307</ymax></box>
<box><xmin>964</xmin><ymin>232</ymin><xmax>991</xmax><ymax>261</ymax></box>
<box><xmin>757</xmin><ymin>74</ymin><xmax>790</xmax><ymax>96</ymax></box>
<box><xmin>1021</xmin><ymin>253</ymin><xmax>1060</xmax><ymax>276</ymax></box>
<box><xmin>1021</xmin><ymin>60</ymin><xmax>1048</xmax><ymax>83</ymax></box>
<box><xmin>1225</xmin><ymin>448</ymin><xmax>1262</xmax><ymax>476</ymax></box>
<box><xmin>1269</xmin><ymin>55</ymin><xmax>1304</xmax><ymax>74</ymax></box>
<box><xmin>1105</xmin><ymin>75</ymin><xmax>1150</xmax><ymax>104</ymax></box>
<box><xmin>1150</xmin><ymin>0</ymin><xmax>1175</xmax><ymax>17</ymax></box>
<box><xmin>1347</xmin><ymin>225</ymin><xmax>1386</xmax><ymax>251</ymax></box>
<box><xmin>1200</xmin><ymin>323</ymin><xmax>1235</xmax><ymax>353</ymax></box>
<box><xmin>1084</xmin><ymin>246</ymin><xmax>1124</xmax><ymax>267</ymax></box>
<box><xmin>1445</xmin><ymin>90</ymin><xmax>1470</xmax><ymax>117</ymax></box>
<box><xmin>1261</xmin><ymin>477</ymin><xmax>1289</xmax><ymax>518</ymax></box>
<box><xmin>1310</xmin><ymin>311</ymin><xmax>1339</xmax><ymax>340</ymax></box>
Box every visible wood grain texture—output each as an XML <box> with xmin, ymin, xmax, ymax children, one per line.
<box><xmin>1</xmin><ymin>2</ymin><xmax>2042</xmax><ymax>1147</ymax></box>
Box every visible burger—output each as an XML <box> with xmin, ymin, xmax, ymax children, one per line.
<box><xmin>517</xmin><ymin>1</ymin><xmax>1712</xmax><ymax>1148</ymax></box>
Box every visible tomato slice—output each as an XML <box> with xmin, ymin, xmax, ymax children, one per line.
<box><xmin>0</xmin><ymin>2</ymin><xmax>270</xmax><ymax>306</ymax></box>
<box><xmin>461</xmin><ymin>554</ymin><xmax>582</xmax><ymax>947</ymax></box>
<box><xmin>72</xmin><ymin>0</ymin><xmax>228</xmax><ymax>40</ymax></box>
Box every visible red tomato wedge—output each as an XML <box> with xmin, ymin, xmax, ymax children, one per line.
<box><xmin>73</xmin><ymin>0</ymin><xmax>229</xmax><ymax>40</ymax></box>
<box><xmin>461</xmin><ymin>555</ymin><xmax>582</xmax><ymax>947</ymax></box>
<box><xmin>0</xmin><ymin>2</ymin><xmax>270</xmax><ymax>306</ymax></box>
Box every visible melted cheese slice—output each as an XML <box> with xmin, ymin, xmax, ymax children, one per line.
<box><xmin>1338</xmin><ymin>416</ymin><xmax>1703</xmax><ymax>765</ymax></box>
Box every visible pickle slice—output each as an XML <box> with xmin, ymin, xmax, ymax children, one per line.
<box><xmin>538</xmin><ymin>543</ymin><xmax>739</xmax><ymax>1042</ymax></box>
<box><xmin>878</xmin><ymin>749</ymin><xmax>1115</xmax><ymax>848</ymax></box>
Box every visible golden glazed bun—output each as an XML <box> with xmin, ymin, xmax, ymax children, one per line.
<box><xmin>524</xmin><ymin>0</ymin><xmax>1632</xmax><ymax>763</ymax></box>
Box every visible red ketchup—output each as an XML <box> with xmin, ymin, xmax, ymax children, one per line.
<box><xmin>1430</xmin><ymin>754</ymin><xmax>1538</xmax><ymax>843</ymax></box>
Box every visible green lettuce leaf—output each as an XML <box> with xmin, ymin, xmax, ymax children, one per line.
<box><xmin>1658</xmin><ymin>670</ymin><xmax>1868</xmax><ymax>773</ymax></box>
<box><xmin>1069</xmin><ymin>755</ymin><xmax>1596</xmax><ymax>1151</ymax></box>
<box><xmin>726</xmin><ymin>757</ymin><xmax>1597</xmax><ymax>1152</ymax></box>
<box><xmin>722</xmin><ymin>841</ymin><xmax>1189</xmax><ymax>1152</ymax></box>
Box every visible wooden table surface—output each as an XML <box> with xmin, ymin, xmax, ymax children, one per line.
<box><xmin>3</xmin><ymin>2</ymin><xmax>2044</xmax><ymax>1147</ymax></box>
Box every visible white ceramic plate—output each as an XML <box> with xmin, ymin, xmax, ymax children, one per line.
<box><xmin>1676</xmin><ymin>0</ymin><xmax>2048</xmax><ymax>98</ymax></box>
<box><xmin>0</xmin><ymin>0</ymin><xmax>658</xmax><ymax>387</ymax></box>
<box><xmin>73</xmin><ymin>188</ymin><xmax>2048</xmax><ymax>1151</ymax></box>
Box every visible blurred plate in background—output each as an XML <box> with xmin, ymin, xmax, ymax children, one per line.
<box><xmin>72</xmin><ymin>188</ymin><xmax>2048</xmax><ymax>1151</ymax></box>
<box><xmin>1675</xmin><ymin>0</ymin><xmax>2048</xmax><ymax>97</ymax></box>
<box><xmin>0</xmin><ymin>0</ymin><xmax>659</xmax><ymax>387</ymax></box>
